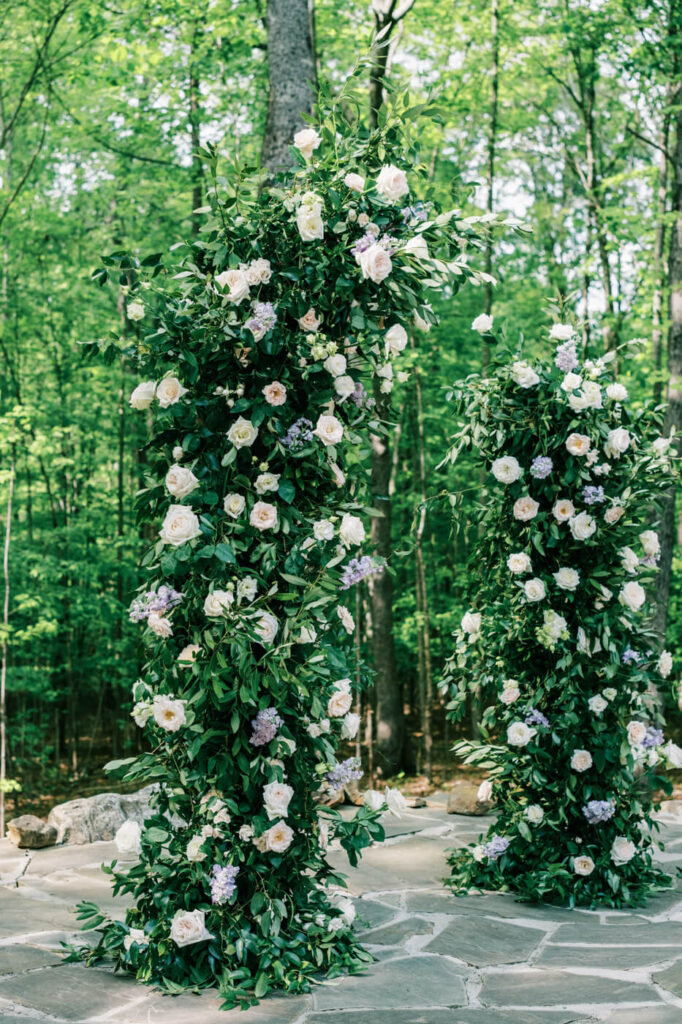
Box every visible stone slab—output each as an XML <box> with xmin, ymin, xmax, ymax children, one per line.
<box><xmin>602</xmin><ymin>1007</ymin><xmax>682</xmax><ymax>1024</ymax></box>
<box><xmin>0</xmin><ymin>943</ymin><xmax>65</xmax><ymax>976</ymax></box>
<box><xmin>110</xmin><ymin>990</ymin><xmax>310</xmax><ymax>1024</ymax></box>
<box><xmin>404</xmin><ymin>890</ymin><xmax>581</xmax><ymax>924</ymax></box>
<box><xmin>328</xmin><ymin>836</ymin><xmax>452</xmax><ymax>894</ymax></box>
<box><xmin>551</xmin><ymin>921</ymin><xmax>682</xmax><ymax>945</ymax></box>
<box><xmin>480</xmin><ymin>969</ymin><xmax>661</xmax><ymax>1007</ymax></box>
<box><xmin>355</xmin><ymin>899</ymin><xmax>399</xmax><ymax>931</ymax></box>
<box><xmin>361</xmin><ymin>916</ymin><xmax>433</xmax><ymax>945</ymax></box>
<box><xmin>653</xmin><ymin>960</ymin><xmax>682</xmax><ymax>998</ymax></box>
<box><xmin>425</xmin><ymin>916</ymin><xmax>544</xmax><ymax>966</ymax></box>
<box><xmin>307</xmin><ymin>1012</ymin><xmax>596</xmax><ymax>1024</ymax></box>
<box><xmin>0</xmin><ymin>888</ymin><xmax>79</xmax><ymax>939</ymax></box>
<box><xmin>0</xmin><ymin>963</ymin><xmax>143</xmax><ymax>1021</ymax></box>
<box><xmin>537</xmin><ymin>944</ymin><xmax>682</xmax><ymax>969</ymax></box>
<box><xmin>313</xmin><ymin>955</ymin><xmax>467</xmax><ymax>1010</ymax></box>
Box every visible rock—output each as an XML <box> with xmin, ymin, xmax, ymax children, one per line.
<box><xmin>409</xmin><ymin>796</ymin><xmax>428</xmax><ymax>808</ymax></box>
<box><xmin>6</xmin><ymin>815</ymin><xmax>57</xmax><ymax>849</ymax></box>
<box><xmin>47</xmin><ymin>787</ymin><xmax>156</xmax><ymax>845</ymax></box>
<box><xmin>446</xmin><ymin>781</ymin><xmax>494</xmax><ymax>816</ymax></box>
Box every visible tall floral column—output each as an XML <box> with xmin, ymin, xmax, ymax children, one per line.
<box><xmin>443</xmin><ymin>320</ymin><xmax>680</xmax><ymax>907</ymax></box>
<box><xmin>78</xmin><ymin>96</ymin><xmax>483</xmax><ymax>1006</ymax></box>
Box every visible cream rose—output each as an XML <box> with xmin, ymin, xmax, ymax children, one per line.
<box><xmin>525</xmin><ymin>804</ymin><xmax>544</xmax><ymax>824</ymax></box>
<box><xmin>507</xmin><ymin>721</ymin><xmax>536</xmax><ymax>747</ymax></box>
<box><xmin>619</xmin><ymin>581</ymin><xmax>646</xmax><ymax>612</ymax></box>
<box><xmin>245</xmin><ymin>257</ymin><xmax>272</xmax><ymax>284</ymax></box>
<box><xmin>159</xmin><ymin>505</ymin><xmax>201</xmax><ymax>546</ymax></box>
<box><xmin>237</xmin><ymin>577</ymin><xmax>257</xmax><ymax>603</ymax></box>
<box><xmin>130</xmin><ymin>381</ymin><xmax>156</xmax><ymax>410</ymax></box>
<box><xmin>627</xmin><ymin>720</ymin><xmax>647</xmax><ymax>746</ymax></box>
<box><xmin>566</xmin><ymin>433</ymin><xmax>591</xmax><ymax>456</ymax></box>
<box><xmin>297</xmin><ymin>203</ymin><xmax>324</xmax><ymax>241</ymax></box>
<box><xmin>262</xmin><ymin>820</ymin><xmax>294</xmax><ymax>853</ymax></box>
<box><xmin>344</xmin><ymin>172</ymin><xmax>365</xmax><ymax>191</ymax></box>
<box><xmin>554</xmin><ymin>567</ymin><xmax>580</xmax><ymax>591</ymax></box>
<box><xmin>570</xmin><ymin>749</ymin><xmax>592</xmax><ymax>772</ymax></box>
<box><xmin>126</xmin><ymin>299</ymin><xmax>145</xmax><ymax>321</ymax></box>
<box><xmin>640</xmin><ymin>530</ymin><xmax>660</xmax><ymax>558</ymax></box>
<box><xmin>165</xmin><ymin>465</ymin><xmax>199</xmax><ymax>499</ymax></box>
<box><xmin>223</xmin><ymin>493</ymin><xmax>246</xmax><ymax>518</ymax></box>
<box><xmin>170</xmin><ymin>909</ymin><xmax>213</xmax><ymax>947</ymax></box>
<box><xmin>263</xmin><ymin>782</ymin><xmax>294</xmax><ymax>819</ymax></box>
<box><xmin>513</xmin><ymin>496</ymin><xmax>539</xmax><ymax>521</ymax></box>
<box><xmin>328</xmin><ymin>690</ymin><xmax>353</xmax><ymax>717</ymax></box>
<box><xmin>148</xmin><ymin>612</ymin><xmax>172</xmax><ymax>638</ymax></box>
<box><xmin>339</xmin><ymin>512</ymin><xmax>365</xmax><ymax>547</ymax></box>
<box><xmin>186</xmin><ymin>835</ymin><xmax>207</xmax><ymax>863</ymax></box>
<box><xmin>550</xmin><ymin>323</ymin><xmax>574</xmax><ymax>340</ymax></box>
<box><xmin>461</xmin><ymin>610</ymin><xmax>481</xmax><ymax>635</ymax></box>
<box><xmin>215</xmin><ymin>268</ymin><xmax>250</xmax><ymax>304</ymax></box>
<box><xmin>658</xmin><ymin>651</ymin><xmax>673</xmax><ymax>678</ymax></box>
<box><xmin>385</xmin><ymin>323</ymin><xmax>408</xmax><ymax>357</ymax></box>
<box><xmin>152</xmin><ymin>695</ymin><xmax>186</xmax><ymax>732</ymax></box>
<box><xmin>324</xmin><ymin>353</ymin><xmax>347</xmax><ymax>377</ymax></box>
<box><xmin>263</xmin><ymin>381</ymin><xmax>287</xmax><ymax>406</ymax></box>
<box><xmin>254</xmin><ymin>611</ymin><xmax>279</xmax><ymax>644</ymax></box>
<box><xmin>334</xmin><ymin>375</ymin><xmax>356</xmax><ymax>400</ymax></box>
<box><xmin>337</xmin><ymin>605</ymin><xmax>355</xmax><ymax>634</ymax></box>
<box><xmin>227</xmin><ymin>416</ymin><xmax>258</xmax><ymax>449</ymax></box>
<box><xmin>508</xmin><ymin>552</ymin><xmax>532</xmax><ymax>574</ymax></box>
<box><xmin>569</xmin><ymin>512</ymin><xmax>596</xmax><ymax>541</ymax></box>
<box><xmin>491</xmin><ymin>456</ymin><xmax>522</xmax><ymax>484</ymax></box>
<box><xmin>552</xmin><ymin>499</ymin><xmax>575</xmax><ymax>522</ymax></box>
<box><xmin>561</xmin><ymin>372</ymin><xmax>582</xmax><ymax>392</ymax></box>
<box><xmin>250</xmin><ymin>501</ymin><xmax>278</xmax><ymax>531</ymax></box>
<box><xmin>511</xmin><ymin>362</ymin><xmax>540</xmax><ymax>388</ymax></box>
<box><xmin>115</xmin><ymin>820</ymin><xmax>141</xmax><ymax>856</ymax></box>
<box><xmin>313</xmin><ymin>519</ymin><xmax>335</xmax><ymax>541</ymax></box>
<box><xmin>123</xmin><ymin>928</ymin><xmax>147</xmax><ymax>952</ymax></box>
<box><xmin>524</xmin><ymin>578</ymin><xmax>546</xmax><ymax>602</ymax></box>
<box><xmin>341</xmin><ymin>712</ymin><xmax>361</xmax><ymax>739</ymax></box>
<box><xmin>605</xmin><ymin>427</ymin><xmax>631</xmax><ymax>457</ymax></box>
<box><xmin>588</xmin><ymin>694</ymin><xmax>608</xmax><ymax>715</ymax></box>
<box><xmin>500</xmin><ymin>682</ymin><xmax>520</xmax><ymax>704</ymax></box>
<box><xmin>472</xmin><ymin>313</ymin><xmax>493</xmax><ymax>333</ymax></box>
<box><xmin>357</xmin><ymin>243</ymin><xmax>392</xmax><ymax>283</ymax></box>
<box><xmin>293</xmin><ymin>127</ymin><xmax>321</xmax><ymax>160</ymax></box>
<box><xmin>315</xmin><ymin>414</ymin><xmax>344</xmax><ymax>446</ymax></box>
<box><xmin>574</xmin><ymin>855</ymin><xmax>595</xmax><ymax>876</ymax></box>
<box><xmin>611</xmin><ymin>836</ymin><xmax>636</xmax><ymax>865</ymax></box>
<box><xmin>376</xmin><ymin>164</ymin><xmax>409</xmax><ymax>202</ymax></box>
<box><xmin>255</xmin><ymin>473</ymin><xmax>280</xmax><ymax>495</ymax></box>
<box><xmin>604</xmin><ymin>504</ymin><xmax>624</xmax><ymax>524</ymax></box>
<box><xmin>299</xmin><ymin>308</ymin><xmax>321</xmax><ymax>331</ymax></box>
<box><xmin>178</xmin><ymin>644</ymin><xmax>200</xmax><ymax>665</ymax></box>
<box><xmin>620</xmin><ymin>547</ymin><xmax>639</xmax><ymax>573</ymax></box>
<box><xmin>607</xmin><ymin>382</ymin><xmax>628</xmax><ymax>402</ymax></box>
<box><xmin>156</xmin><ymin>377</ymin><xmax>188</xmax><ymax>408</ymax></box>
<box><xmin>204</xmin><ymin>590</ymin><xmax>233</xmax><ymax>618</ymax></box>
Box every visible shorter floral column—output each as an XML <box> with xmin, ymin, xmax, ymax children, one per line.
<box><xmin>443</xmin><ymin>319</ymin><xmax>680</xmax><ymax>907</ymax></box>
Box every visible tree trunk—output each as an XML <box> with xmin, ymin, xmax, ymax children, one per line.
<box><xmin>0</xmin><ymin>452</ymin><xmax>14</xmax><ymax>840</ymax></box>
<box><xmin>481</xmin><ymin>0</ymin><xmax>499</xmax><ymax>373</ymax></box>
<box><xmin>261</xmin><ymin>0</ymin><xmax>316</xmax><ymax>173</ymax></box>
<box><xmin>189</xmin><ymin>23</ymin><xmax>204</xmax><ymax>236</ymax></box>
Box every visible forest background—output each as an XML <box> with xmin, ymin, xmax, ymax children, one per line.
<box><xmin>3</xmin><ymin>0</ymin><xmax>682</xmax><ymax>815</ymax></box>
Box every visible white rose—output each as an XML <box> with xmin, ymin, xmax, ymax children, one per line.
<box><xmin>663</xmin><ymin>741</ymin><xmax>682</xmax><ymax>768</ymax></box>
<box><xmin>254</xmin><ymin>611</ymin><xmax>279</xmax><ymax>644</ymax></box>
<box><xmin>588</xmin><ymin>694</ymin><xmax>608</xmax><ymax>715</ymax></box>
<box><xmin>385</xmin><ymin>786</ymin><xmax>408</xmax><ymax>817</ymax></box>
<box><xmin>159</xmin><ymin>505</ymin><xmax>201</xmax><ymax>546</ymax></box>
<box><xmin>115</xmin><ymin>820</ymin><xmax>141</xmax><ymax>856</ymax></box>
<box><xmin>568</xmin><ymin>391</ymin><xmax>589</xmax><ymax>412</ymax></box>
<box><xmin>640</xmin><ymin>530</ymin><xmax>660</xmax><ymax>558</ymax></box>
<box><xmin>337</xmin><ymin>605</ymin><xmax>355</xmax><ymax>634</ymax></box>
<box><xmin>491</xmin><ymin>456</ymin><xmax>522</xmax><ymax>484</ymax></box>
<box><xmin>461</xmin><ymin>610</ymin><xmax>481</xmax><ymax>635</ymax></box>
<box><xmin>507</xmin><ymin>721</ymin><xmax>536</xmax><ymax>747</ymax></box>
<box><xmin>574</xmin><ymin>855</ymin><xmax>595</xmax><ymax>876</ymax></box>
<box><xmin>477</xmin><ymin>779</ymin><xmax>493</xmax><ymax>802</ymax></box>
<box><xmin>341</xmin><ymin>713</ymin><xmax>361</xmax><ymax>740</ymax></box>
<box><xmin>553</xmin><ymin>567</ymin><xmax>580</xmax><ymax>591</ymax></box>
<box><xmin>404</xmin><ymin>235</ymin><xmax>429</xmax><ymax>260</ymax></box>
<box><xmin>627</xmin><ymin>720</ymin><xmax>647</xmax><ymax>746</ymax></box>
<box><xmin>263</xmin><ymin>381</ymin><xmax>287</xmax><ymax>406</ymax></box>
<box><xmin>385</xmin><ymin>323</ymin><xmax>408</xmax><ymax>357</ymax></box>
<box><xmin>375</xmin><ymin>164</ymin><xmax>409</xmax><ymax>202</ymax></box>
<box><xmin>658</xmin><ymin>651</ymin><xmax>673</xmax><ymax>678</ymax></box>
<box><xmin>255</xmin><ymin>472</ymin><xmax>280</xmax><ymax>495</ymax></box>
<box><xmin>500</xmin><ymin>682</ymin><xmax>520</xmax><ymax>704</ymax></box>
<box><xmin>293</xmin><ymin>127</ymin><xmax>321</xmax><ymax>160</ymax></box>
<box><xmin>653</xmin><ymin>436</ymin><xmax>671</xmax><ymax>455</ymax></box>
<box><xmin>566</xmin><ymin>433</ymin><xmax>591</xmax><ymax>457</ymax></box>
<box><xmin>215</xmin><ymin>268</ymin><xmax>250</xmax><ymax>304</ymax></box>
<box><xmin>262</xmin><ymin>820</ymin><xmax>294</xmax><ymax>853</ymax></box>
<box><xmin>298</xmin><ymin>308</ymin><xmax>321</xmax><ymax>331</ymax></box>
<box><xmin>246</xmin><ymin>257</ymin><xmax>272</xmax><ymax>285</ymax></box>
<box><xmin>552</xmin><ymin>499</ymin><xmax>575</xmax><ymax>523</ymax></box>
<box><xmin>619</xmin><ymin>581</ymin><xmax>646</xmax><ymax>612</ymax></box>
<box><xmin>604</xmin><ymin>504</ymin><xmax>625</xmax><ymax>524</ymax></box>
<box><xmin>126</xmin><ymin>299</ymin><xmax>145</xmax><ymax>321</ymax></box>
<box><xmin>570</xmin><ymin>749</ymin><xmax>592</xmax><ymax>772</ymax></box>
<box><xmin>239</xmin><ymin>824</ymin><xmax>254</xmax><ymax>842</ymax></box>
<box><xmin>324</xmin><ymin>354</ymin><xmax>347</xmax><ymax>377</ymax></box>
<box><xmin>152</xmin><ymin>695</ymin><xmax>186</xmax><ymax>732</ymax></box>
<box><xmin>331</xmin><ymin>462</ymin><xmax>345</xmax><ymax>487</ymax></box>
<box><xmin>328</xmin><ymin>690</ymin><xmax>353</xmax><ymax>717</ymax></box>
<box><xmin>607</xmin><ymin>382</ymin><xmax>628</xmax><ymax>402</ymax></box>
<box><xmin>165</xmin><ymin>465</ymin><xmax>199</xmax><ymax>499</ymax></box>
<box><xmin>148</xmin><ymin>612</ymin><xmax>172</xmax><ymax>638</ymax></box>
<box><xmin>344</xmin><ymin>172</ymin><xmax>365</xmax><ymax>191</ymax></box>
<box><xmin>561</xmin><ymin>373</ymin><xmax>582</xmax><ymax>392</ymax></box>
<box><xmin>334</xmin><ymin>375</ymin><xmax>356</xmax><ymax>400</ymax></box>
<box><xmin>524</xmin><ymin>578</ymin><xmax>546</xmax><ymax>602</ymax></box>
<box><xmin>569</xmin><ymin>512</ymin><xmax>596</xmax><ymax>541</ymax></box>
<box><xmin>611</xmin><ymin>836</ymin><xmax>636</xmax><ymax>865</ymax></box>
<box><xmin>339</xmin><ymin>513</ymin><xmax>365</xmax><ymax>547</ymax></box>
<box><xmin>297</xmin><ymin>204</ymin><xmax>324</xmax><ymax>241</ymax></box>
<box><xmin>513</xmin><ymin>496</ymin><xmax>539</xmax><ymax>522</ymax></box>
<box><xmin>250</xmin><ymin>501</ymin><xmax>278</xmax><ymax>531</ymax></box>
<box><xmin>511</xmin><ymin>362</ymin><xmax>540</xmax><ymax>388</ymax></box>
<box><xmin>620</xmin><ymin>547</ymin><xmax>639</xmax><ymax>573</ymax></box>
<box><xmin>123</xmin><ymin>928</ymin><xmax>147</xmax><ymax>952</ymax></box>
<box><xmin>156</xmin><ymin>377</ymin><xmax>188</xmax><ymax>408</ymax></box>
<box><xmin>471</xmin><ymin>313</ymin><xmax>493</xmax><ymax>333</ymax></box>
<box><xmin>414</xmin><ymin>310</ymin><xmax>431</xmax><ymax>332</ymax></box>
<box><xmin>525</xmin><ymin>804</ymin><xmax>544</xmax><ymax>824</ymax></box>
<box><xmin>263</xmin><ymin>782</ymin><xmax>294</xmax><ymax>819</ymax></box>
<box><xmin>605</xmin><ymin>427</ymin><xmax>631</xmax><ymax>458</ymax></box>
<box><xmin>363</xmin><ymin>789</ymin><xmax>384</xmax><ymax>811</ymax></box>
<box><xmin>357</xmin><ymin>243</ymin><xmax>392</xmax><ymax>283</ymax></box>
<box><xmin>170</xmin><ymin>909</ymin><xmax>213</xmax><ymax>947</ymax></box>
<box><xmin>223</xmin><ymin>493</ymin><xmax>246</xmax><ymax>518</ymax></box>
<box><xmin>508</xmin><ymin>552</ymin><xmax>532</xmax><ymax>574</ymax></box>
<box><xmin>130</xmin><ymin>381</ymin><xmax>156</xmax><ymax>410</ymax></box>
<box><xmin>131</xmin><ymin>701</ymin><xmax>152</xmax><ymax>727</ymax></box>
<box><xmin>178</xmin><ymin>644</ymin><xmax>200</xmax><ymax>665</ymax></box>
<box><xmin>227</xmin><ymin>417</ymin><xmax>258</xmax><ymax>449</ymax></box>
<box><xmin>204</xmin><ymin>590</ymin><xmax>233</xmax><ymax>617</ymax></box>
<box><xmin>237</xmin><ymin>577</ymin><xmax>257</xmax><ymax>603</ymax></box>
<box><xmin>315</xmin><ymin>414</ymin><xmax>344</xmax><ymax>446</ymax></box>
<box><xmin>313</xmin><ymin>519</ymin><xmax>335</xmax><ymax>541</ymax></box>
<box><xmin>550</xmin><ymin>324</ymin><xmax>574</xmax><ymax>340</ymax></box>
<box><xmin>582</xmin><ymin>381</ymin><xmax>602</xmax><ymax>408</ymax></box>
<box><xmin>186</xmin><ymin>835</ymin><xmax>207</xmax><ymax>863</ymax></box>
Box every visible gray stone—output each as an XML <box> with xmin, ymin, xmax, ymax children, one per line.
<box><xmin>537</xmin><ymin>943</ymin><xmax>682</xmax><ymax>969</ymax></box>
<box><xmin>308</xmin><ymin>1013</ymin><xmax>598</xmax><ymax>1024</ymax></box>
<box><xmin>313</xmin><ymin>955</ymin><xmax>467</xmax><ymax>1010</ymax></box>
<box><xmin>480</xmin><ymin>969</ymin><xmax>661</xmax><ymax>1007</ymax></box>
<box><xmin>328</xmin><ymin>835</ymin><xmax>453</xmax><ymax>894</ymax></box>
<box><xmin>0</xmin><ymin>943</ymin><xmax>65</xmax><ymax>975</ymax></box>
<box><xmin>110</xmin><ymin>990</ymin><xmax>310</xmax><ymax>1024</ymax></box>
<box><xmin>362</xmin><ymin>917</ymin><xmax>433</xmax><ymax>945</ymax></box>
<box><xmin>0</xmin><ymin>888</ymin><xmax>79</xmax><ymax>939</ymax></box>
<box><xmin>425</xmin><ymin>916</ymin><xmax>544</xmax><ymax>966</ymax></box>
<box><xmin>47</xmin><ymin>787</ymin><xmax>156</xmax><ymax>845</ymax></box>
<box><xmin>355</xmin><ymin>899</ymin><xmax>399</xmax><ymax>931</ymax></box>
<box><xmin>0</xmin><ymin>963</ymin><xmax>142</xmax><ymax>1021</ymax></box>
<box><xmin>6</xmin><ymin>814</ymin><xmax>57</xmax><ymax>849</ymax></box>
<box><xmin>404</xmin><ymin>890</ymin><xmax>581</xmax><ymax>924</ymax></box>
<box><xmin>653</xmin><ymin>960</ymin><xmax>682</xmax><ymax>998</ymax></box>
<box><xmin>552</xmin><ymin>921</ymin><xmax>682</xmax><ymax>946</ymax></box>
<box><xmin>447</xmin><ymin>781</ymin><xmax>494</xmax><ymax>816</ymax></box>
<box><xmin>603</xmin><ymin>1008</ymin><xmax>682</xmax><ymax>1024</ymax></box>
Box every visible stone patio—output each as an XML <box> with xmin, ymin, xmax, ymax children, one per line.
<box><xmin>2</xmin><ymin>793</ymin><xmax>682</xmax><ymax>1023</ymax></box>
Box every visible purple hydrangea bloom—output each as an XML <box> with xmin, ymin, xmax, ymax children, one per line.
<box><xmin>642</xmin><ymin>727</ymin><xmax>664</xmax><ymax>750</ymax></box>
<box><xmin>525</xmin><ymin>708</ymin><xmax>549</xmax><ymax>728</ymax></box>
<box><xmin>350</xmin><ymin>381</ymin><xmax>374</xmax><ymax>410</ymax></box>
<box><xmin>326</xmin><ymin>757</ymin><xmax>363</xmax><ymax>792</ymax></box>
<box><xmin>401</xmin><ymin>204</ymin><xmax>428</xmax><ymax>224</ymax></box>
<box><xmin>582</xmin><ymin>485</ymin><xmax>605</xmax><ymax>505</ymax></box>
<box><xmin>530</xmin><ymin>456</ymin><xmax>553</xmax><ymax>480</ymax></box>
<box><xmin>340</xmin><ymin>556</ymin><xmax>384</xmax><ymax>590</ymax></box>
<box><xmin>281</xmin><ymin>418</ymin><xmax>314</xmax><ymax>450</ymax></box>
<box><xmin>210</xmin><ymin>863</ymin><xmax>239</xmax><ymax>905</ymax></box>
<box><xmin>555</xmin><ymin>341</ymin><xmax>578</xmax><ymax>372</ymax></box>
<box><xmin>129</xmin><ymin>585</ymin><xmax>182</xmax><ymax>622</ymax></box>
<box><xmin>245</xmin><ymin>301</ymin><xmax>277</xmax><ymax>340</ymax></box>
<box><xmin>483</xmin><ymin>834</ymin><xmax>510</xmax><ymax>860</ymax></box>
<box><xmin>622</xmin><ymin>648</ymin><xmax>643</xmax><ymax>666</ymax></box>
<box><xmin>351</xmin><ymin>232</ymin><xmax>376</xmax><ymax>256</ymax></box>
<box><xmin>250</xmin><ymin>707</ymin><xmax>283</xmax><ymax>747</ymax></box>
<box><xmin>582</xmin><ymin>799</ymin><xmax>616</xmax><ymax>824</ymax></box>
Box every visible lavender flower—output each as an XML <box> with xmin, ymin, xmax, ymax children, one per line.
<box><xmin>129</xmin><ymin>585</ymin><xmax>183</xmax><ymax>623</ymax></box>
<box><xmin>340</xmin><ymin>555</ymin><xmax>384</xmax><ymax>590</ymax></box>
<box><xmin>555</xmin><ymin>341</ymin><xmax>578</xmax><ymax>372</ymax></box>
<box><xmin>401</xmin><ymin>204</ymin><xmax>428</xmax><ymax>224</ymax></box>
<box><xmin>622</xmin><ymin>648</ymin><xmax>643</xmax><ymax>666</ymax></box>
<box><xmin>326</xmin><ymin>757</ymin><xmax>363</xmax><ymax>792</ymax></box>
<box><xmin>483</xmin><ymin>834</ymin><xmax>510</xmax><ymax>860</ymax></box>
<box><xmin>250</xmin><ymin>707</ymin><xmax>283</xmax><ymax>747</ymax></box>
<box><xmin>582</xmin><ymin>485</ymin><xmax>605</xmax><ymax>505</ymax></box>
<box><xmin>210</xmin><ymin>863</ymin><xmax>239</xmax><ymax>905</ymax></box>
<box><xmin>525</xmin><ymin>708</ymin><xmax>549</xmax><ymax>728</ymax></box>
<box><xmin>351</xmin><ymin>232</ymin><xmax>377</xmax><ymax>256</ymax></box>
<box><xmin>642</xmin><ymin>727</ymin><xmax>664</xmax><ymax>750</ymax></box>
<box><xmin>350</xmin><ymin>381</ymin><xmax>373</xmax><ymax>410</ymax></box>
<box><xmin>281</xmin><ymin>418</ymin><xmax>314</xmax><ymax>450</ymax></box>
<box><xmin>582</xmin><ymin>799</ymin><xmax>615</xmax><ymax>824</ymax></box>
<box><xmin>245</xmin><ymin>301</ymin><xmax>277</xmax><ymax>341</ymax></box>
<box><xmin>530</xmin><ymin>456</ymin><xmax>553</xmax><ymax>480</ymax></box>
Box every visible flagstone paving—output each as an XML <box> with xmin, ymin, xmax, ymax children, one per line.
<box><xmin>1</xmin><ymin>795</ymin><xmax>682</xmax><ymax>1023</ymax></box>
